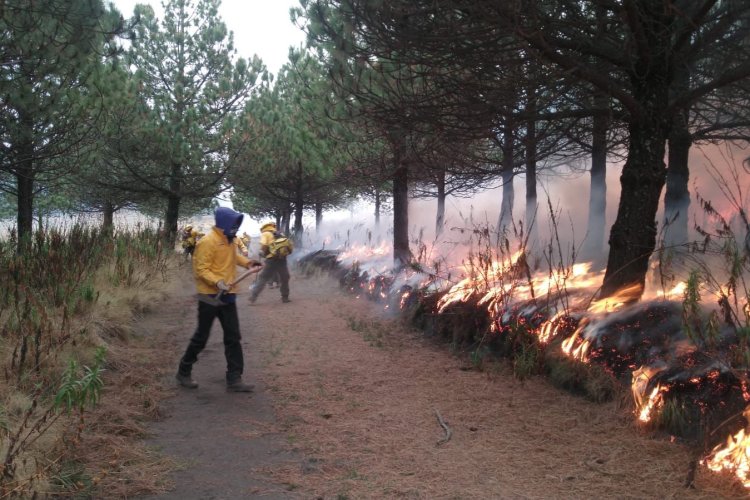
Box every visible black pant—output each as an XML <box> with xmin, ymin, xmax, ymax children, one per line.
<box><xmin>178</xmin><ymin>301</ymin><xmax>244</xmax><ymax>383</ymax></box>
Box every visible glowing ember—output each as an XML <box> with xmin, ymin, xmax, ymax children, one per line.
<box><xmin>632</xmin><ymin>365</ymin><xmax>668</xmax><ymax>422</ymax></box>
<box><xmin>703</xmin><ymin>406</ymin><xmax>750</xmax><ymax>488</ymax></box>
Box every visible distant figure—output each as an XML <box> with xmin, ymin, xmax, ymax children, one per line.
<box><xmin>236</xmin><ymin>232</ymin><xmax>249</xmax><ymax>257</ymax></box>
<box><xmin>180</xmin><ymin>224</ymin><xmax>203</xmax><ymax>259</ymax></box>
<box><xmin>176</xmin><ymin>207</ymin><xmax>262</xmax><ymax>392</ymax></box>
<box><xmin>249</xmin><ymin>222</ymin><xmax>293</xmax><ymax>303</ymax></box>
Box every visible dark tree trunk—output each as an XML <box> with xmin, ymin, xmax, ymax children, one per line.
<box><xmin>293</xmin><ymin>161</ymin><xmax>304</xmax><ymax>237</ymax></box>
<box><xmin>16</xmin><ymin>115</ymin><xmax>35</xmax><ymax>252</ymax></box>
<box><xmin>164</xmin><ymin>193</ymin><xmax>181</xmax><ymax>247</ymax></box>
<box><xmin>16</xmin><ymin>165</ymin><xmax>34</xmax><ymax>251</ymax></box>
<box><xmin>315</xmin><ymin>201</ymin><xmax>323</xmax><ymax>231</ymax></box>
<box><xmin>293</xmin><ymin>201</ymin><xmax>304</xmax><ymax>237</ymax></box>
<box><xmin>583</xmin><ymin>93</ymin><xmax>609</xmax><ymax>260</ymax></box>
<box><xmin>281</xmin><ymin>204</ymin><xmax>291</xmax><ymax>235</ymax></box>
<box><xmin>102</xmin><ymin>200</ymin><xmax>115</xmax><ymax>231</ymax></box>
<box><xmin>436</xmin><ymin>170</ymin><xmax>446</xmax><ymax>236</ymax></box>
<box><xmin>664</xmin><ymin>109</ymin><xmax>691</xmax><ymax>249</ymax></box>
<box><xmin>393</xmin><ymin>164</ymin><xmax>410</xmax><ymax>267</ymax></box>
<box><xmin>524</xmin><ymin>91</ymin><xmax>538</xmax><ymax>247</ymax></box>
<box><xmin>164</xmin><ymin>162</ymin><xmax>182</xmax><ymax>246</ymax></box>
<box><xmin>602</xmin><ymin>101</ymin><xmax>670</xmax><ymax>298</ymax></box>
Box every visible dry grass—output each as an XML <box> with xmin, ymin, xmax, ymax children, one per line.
<box><xmin>62</xmin><ymin>263</ymin><xmax>185</xmax><ymax>497</ymax></box>
<box><xmin>0</xmin><ymin>260</ymin><xmax>187</xmax><ymax>498</ymax></box>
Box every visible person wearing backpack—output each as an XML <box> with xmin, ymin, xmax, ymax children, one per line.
<box><xmin>249</xmin><ymin>221</ymin><xmax>293</xmax><ymax>303</ymax></box>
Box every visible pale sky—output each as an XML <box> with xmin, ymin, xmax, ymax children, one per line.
<box><xmin>110</xmin><ymin>0</ymin><xmax>307</xmax><ymax>76</ymax></box>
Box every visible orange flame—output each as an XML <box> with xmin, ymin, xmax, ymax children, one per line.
<box><xmin>703</xmin><ymin>406</ymin><xmax>750</xmax><ymax>488</ymax></box>
<box><xmin>631</xmin><ymin>365</ymin><xmax>668</xmax><ymax>422</ymax></box>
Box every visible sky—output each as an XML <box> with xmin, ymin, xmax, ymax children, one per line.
<box><xmin>110</xmin><ymin>0</ymin><xmax>308</xmax><ymax>76</ymax></box>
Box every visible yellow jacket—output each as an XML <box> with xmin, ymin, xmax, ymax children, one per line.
<box><xmin>259</xmin><ymin>229</ymin><xmax>275</xmax><ymax>258</ymax></box>
<box><xmin>236</xmin><ymin>237</ymin><xmax>248</xmax><ymax>255</ymax></box>
<box><xmin>181</xmin><ymin>229</ymin><xmax>203</xmax><ymax>248</ymax></box>
<box><xmin>192</xmin><ymin>227</ymin><xmax>251</xmax><ymax>294</ymax></box>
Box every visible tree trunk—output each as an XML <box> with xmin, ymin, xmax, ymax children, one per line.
<box><xmin>374</xmin><ymin>187</ymin><xmax>381</xmax><ymax>227</ymax></box>
<box><xmin>524</xmin><ymin>91</ymin><xmax>538</xmax><ymax>248</ymax></box>
<box><xmin>102</xmin><ymin>200</ymin><xmax>115</xmax><ymax>232</ymax></box>
<box><xmin>16</xmin><ymin>166</ymin><xmax>34</xmax><ymax>251</ymax></box>
<box><xmin>663</xmin><ymin>109</ymin><xmax>691</xmax><ymax>249</ymax></box>
<box><xmin>583</xmin><ymin>93</ymin><xmax>609</xmax><ymax>260</ymax></box>
<box><xmin>293</xmin><ymin>161</ymin><xmax>304</xmax><ymax>237</ymax></box>
<box><xmin>281</xmin><ymin>205</ymin><xmax>291</xmax><ymax>235</ymax></box>
<box><xmin>498</xmin><ymin>124</ymin><xmax>515</xmax><ymax>234</ymax></box>
<box><xmin>601</xmin><ymin>103</ymin><xmax>670</xmax><ymax>298</ymax></box>
<box><xmin>315</xmin><ymin>201</ymin><xmax>323</xmax><ymax>231</ymax></box>
<box><xmin>164</xmin><ymin>193</ymin><xmax>181</xmax><ymax>248</ymax></box>
<box><xmin>393</xmin><ymin>164</ymin><xmax>410</xmax><ymax>267</ymax></box>
<box><xmin>436</xmin><ymin>170</ymin><xmax>446</xmax><ymax>237</ymax></box>
<box><xmin>15</xmin><ymin>114</ymin><xmax>35</xmax><ymax>252</ymax></box>
<box><xmin>164</xmin><ymin>162</ymin><xmax>182</xmax><ymax>246</ymax></box>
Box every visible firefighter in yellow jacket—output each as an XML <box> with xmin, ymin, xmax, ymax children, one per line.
<box><xmin>249</xmin><ymin>222</ymin><xmax>292</xmax><ymax>303</ymax></box>
<box><xmin>176</xmin><ymin>207</ymin><xmax>262</xmax><ymax>392</ymax></box>
<box><xmin>180</xmin><ymin>224</ymin><xmax>203</xmax><ymax>258</ymax></box>
<box><xmin>235</xmin><ymin>231</ymin><xmax>251</xmax><ymax>257</ymax></box>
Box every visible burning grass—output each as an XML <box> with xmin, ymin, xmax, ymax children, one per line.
<box><xmin>296</xmin><ymin>219</ymin><xmax>750</xmax><ymax>491</ymax></box>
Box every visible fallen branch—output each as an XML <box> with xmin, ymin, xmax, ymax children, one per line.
<box><xmin>434</xmin><ymin>409</ymin><xmax>452</xmax><ymax>446</ymax></box>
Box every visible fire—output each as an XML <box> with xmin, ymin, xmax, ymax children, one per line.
<box><xmin>632</xmin><ymin>365</ymin><xmax>668</xmax><ymax>422</ymax></box>
<box><xmin>560</xmin><ymin>328</ymin><xmax>592</xmax><ymax>361</ymax></box>
<box><xmin>436</xmin><ymin>250</ymin><xmax>525</xmax><ymax>312</ymax></box>
<box><xmin>586</xmin><ymin>283</ymin><xmax>643</xmax><ymax>314</ymax></box>
<box><xmin>338</xmin><ymin>241</ymin><xmax>391</xmax><ymax>262</ymax></box>
<box><xmin>703</xmin><ymin>407</ymin><xmax>750</xmax><ymax>488</ymax></box>
<box><xmin>655</xmin><ymin>281</ymin><xmax>687</xmax><ymax>300</ymax></box>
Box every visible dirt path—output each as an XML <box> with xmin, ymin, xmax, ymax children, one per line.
<box><xmin>141</xmin><ymin>269</ymin><xmax>744</xmax><ymax>499</ymax></box>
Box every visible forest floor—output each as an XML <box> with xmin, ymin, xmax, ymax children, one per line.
<box><xmin>135</xmin><ymin>264</ymin><xmax>747</xmax><ymax>499</ymax></box>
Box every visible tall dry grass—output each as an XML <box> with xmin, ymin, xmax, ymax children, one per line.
<box><xmin>0</xmin><ymin>224</ymin><xmax>174</xmax><ymax>497</ymax></box>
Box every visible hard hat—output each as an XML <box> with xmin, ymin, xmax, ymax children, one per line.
<box><xmin>260</xmin><ymin>222</ymin><xmax>276</xmax><ymax>232</ymax></box>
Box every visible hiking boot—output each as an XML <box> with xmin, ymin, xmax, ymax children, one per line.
<box><xmin>282</xmin><ymin>297</ymin><xmax>291</xmax><ymax>303</ymax></box>
<box><xmin>176</xmin><ymin>373</ymin><xmax>198</xmax><ymax>389</ymax></box>
<box><xmin>226</xmin><ymin>380</ymin><xmax>255</xmax><ymax>392</ymax></box>
<box><xmin>249</xmin><ymin>295</ymin><xmax>257</xmax><ymax>304</ymax></box>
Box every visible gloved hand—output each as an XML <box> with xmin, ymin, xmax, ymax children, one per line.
<box><xmin>216</xmin><ymin>280</ymin><xmax>230</xmax><ymax>292</ymax></box>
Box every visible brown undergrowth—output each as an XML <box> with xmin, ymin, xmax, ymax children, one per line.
<box><xmin>61</xmin><ymin>267</ymin><xmax>183</xmax><ymax>497</ymax></box>
<box><xmin>0</xmin><ymin>226</ymin><xmax>182</xmax><ymax>498</ymax></box>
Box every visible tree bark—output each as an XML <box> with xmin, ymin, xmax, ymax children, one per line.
<box><xmin>436</xmin><ymin>169</ymin><xmax>446</xmax><ymax>237</ymax></box>
<box><xmin>601</xmin><ymin>100</ymin><xmax>670</xmax><ymax>298</ymax></box>
<box><xmin>15</xmin><ymin>114</ymin><xmax>35</xmax><ymax>251</ymax></box>
<box><xmin>524</xmin><ymin>91</ymin><xmax>538</xmax><ymax>248</ymax></box>
<box><xmin>315</xmin><ymin>201</ymin><xmax>323</xmax><ymax>231</ymax></box>
<box><xmin>663</xmin><ymin>109</ymin><xmax>691</xmax><ymax>249</ymax></box>
<box><xmin>164</xmin><ymin>161</ymin><xmax>182</xmax><ymax>246</ymax></box>
<box><xmin>164</xmin><ymin>193</ymin><xmax>181</xmax><ymax>248</ymax></box>
<box><xmin>102</xmin><ymin>200</ymin><xmax>115</xmax><ymax>231</ymax></box>
<box><xmin>583</xmin><ymin>93</ymin><xmax>609</xmax><ymax>260</ymax></box>
<box><xmin>374</xmin><ymin>187</ymin><xmax>381</xmax><ymax>227</ymax></box>
<box><xmin>498</xmin><ymin>123</ymin><xmax>515</xmax><ymax>234</ymax></box>
<box><xmin>293</xmin><ymin>161</ymin><xmax>304</xmax><ymax>237</ymax></box>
